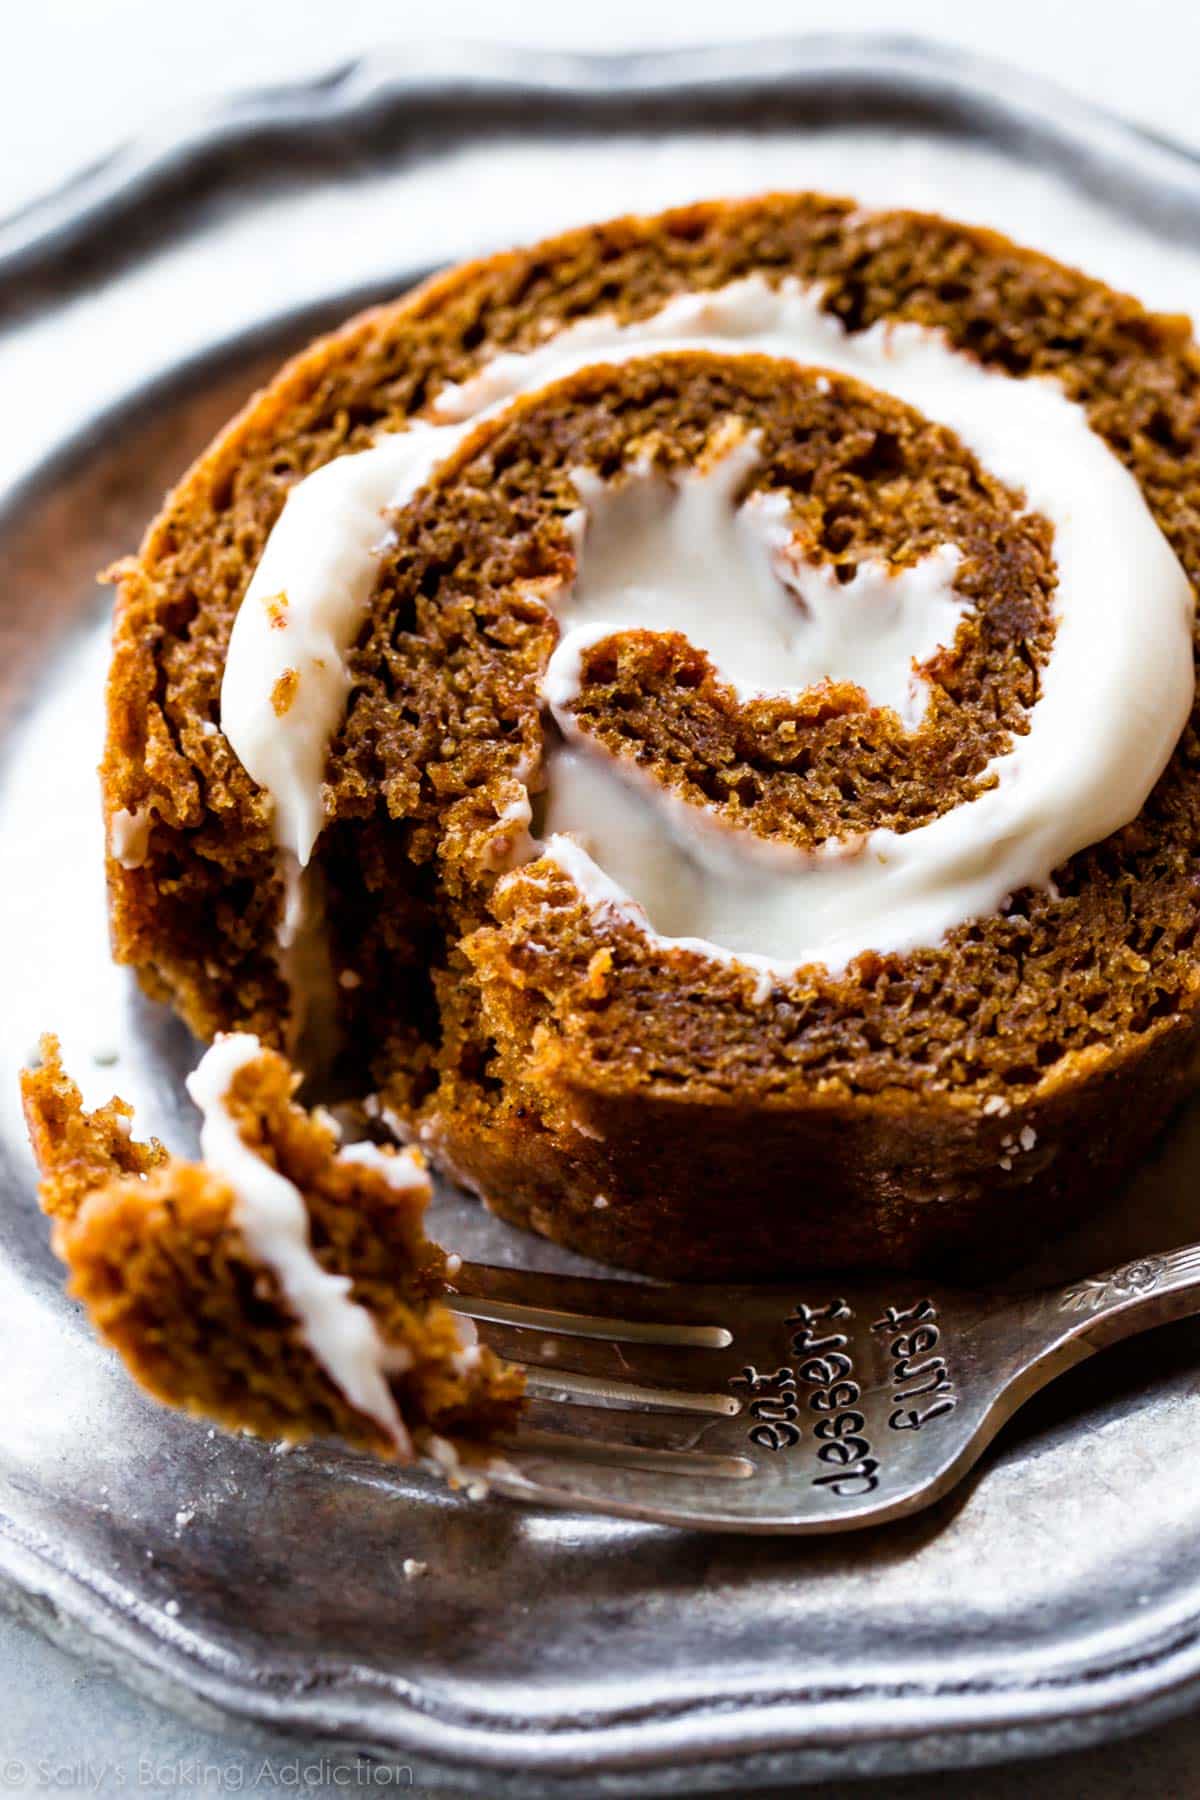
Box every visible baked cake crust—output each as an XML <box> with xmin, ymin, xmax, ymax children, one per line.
<box><xmin>98</xmin><ymin>193</ymin><xmax>1200</xmax><ymax>1277</ymax></box>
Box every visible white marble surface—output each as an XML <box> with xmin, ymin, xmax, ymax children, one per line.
<box><xmin>5</xmin><ymin>3</ymin><xmax>1200</xmax><ymax>1793</ymax></box>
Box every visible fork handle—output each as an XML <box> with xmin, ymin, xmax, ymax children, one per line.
<box><xmin>1033</xmin><ymin>1242</ymin><xmax>1200</xmax><ymax>1353</ymax></box>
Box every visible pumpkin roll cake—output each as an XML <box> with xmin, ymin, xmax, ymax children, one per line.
<box><xmin>85</xmin><ymin>192</ymin><xmax>1200</xmax><ymax>1279</ymax></box>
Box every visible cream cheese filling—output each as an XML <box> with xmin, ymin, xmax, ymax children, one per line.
<box><xmin>218</xmin><ymin>275</ymin><xmax>1195</xmax><ymax>1000</ymax></box>
<box><xmin>187</xmin><ymin>1033</ymin><xmax>424</xmax><ymax>1451</ymax></box>
<box><xmin>547</xmin><ymin>439</ymin><xmax>970</xmax><ymax>731</ymax></box>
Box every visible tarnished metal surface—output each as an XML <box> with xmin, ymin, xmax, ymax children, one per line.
<box><xmin>4</xmin><ymin>34</ymin><xmax>1200</xmax><ymax>1792</ymax></box>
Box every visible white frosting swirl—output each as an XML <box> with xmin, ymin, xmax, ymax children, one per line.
<box><xmin>219</xmin><ymin>275</ymin><xmax>1195</xmax><ymax>994</ymax></box>
<box><xmin>187</xmin><ymin>1033</ymin><xmax>424</xmax><ymax>1451</ymax></box>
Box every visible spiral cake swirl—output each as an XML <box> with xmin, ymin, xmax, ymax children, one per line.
<box><xmin>103</xmin><ymin>194</ymin><xmax>1200</xmax><ymax>1275</ymax></box>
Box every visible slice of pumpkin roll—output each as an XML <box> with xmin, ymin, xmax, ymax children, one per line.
<box><xmin>101</xmin><ymin>193</ymin><xmax>1200</xmax><ymax>1278</ymax></box>
<box><xmin>20</xmin><ymin>1035</ymin><xmax>523</xmax><ymax>1462</ymax></box>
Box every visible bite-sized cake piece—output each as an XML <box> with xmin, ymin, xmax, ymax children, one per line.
<box><xmin>101</xmin><ymin>192</ymin><xmax>1200</xmax><ymax>1277</ymax></box>
<box><xmin>21</xmin><ymin>1036</ymin><xmax>523</xmax><ymax>1460</ymax></box>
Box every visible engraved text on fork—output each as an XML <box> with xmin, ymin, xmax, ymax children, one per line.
<box><xmin>872</xmin><ymin>1299</ymin><xmax>958</xmax><ymax>1431</ymax></box>
<box><xmin>789</xmin><ymin>1299</ymin><xmax>880</xmax><ymax>1496</ymax></box>
<box><xmin>730</xmin><ymin>1299</ymin><xmax>880</xmax><ymax>1497</ymax></box>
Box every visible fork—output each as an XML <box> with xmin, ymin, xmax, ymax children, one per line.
<box><xmin>443</xmin><ymin>1244</ymin><xmax>1200</xmax><ymax>1533</ymax></box>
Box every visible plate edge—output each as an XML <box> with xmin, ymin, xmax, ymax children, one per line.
<box><xmin>5</xmin><ymin>32</ymin><xmax>1200</xmax><ymax>289</ymax></box>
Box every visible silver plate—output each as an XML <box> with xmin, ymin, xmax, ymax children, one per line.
<box><xmin>6</xmin><ymin>35</ymin><xmax>1200</xmax><ymax>1794</ymax></box>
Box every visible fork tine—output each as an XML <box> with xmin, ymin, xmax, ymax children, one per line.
<box><xmin>481</xmin><ymin>1449</ymin><xmax>784</xmax><ymax>1529</ymax></box>
<box><xmin>446</xmin><ymin>1259</ymin><xmax>751</xmax><ymax>1393</ymax></box>
<box><xmin>514</xmin><ymin>1396</ymin><xmax>742</xmax><ymax>1454</ymax></box>
<box><xmin>519</xmin><ymin>1363</ymin><xmax>739</xmax><ymax>1416</ymax></box>
<box><xmin>497</xmin><ymin>1425</ymin><xmax>754</xmax><ymax>1481</ymax></box>
<box><xmin>448</xmin><ymin>1261</ymin><xmax>737</xmax><ymax>1330</ymax></box>
<box><xmin>458</xmin><ymin>1317</ymin><xmax>739</xmax><ymax>1392</ymax></box>
<box><xmin>445</xmin><ymin>1291</ymin><xmax>730</xmax><ymax>1348</ymax></box>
